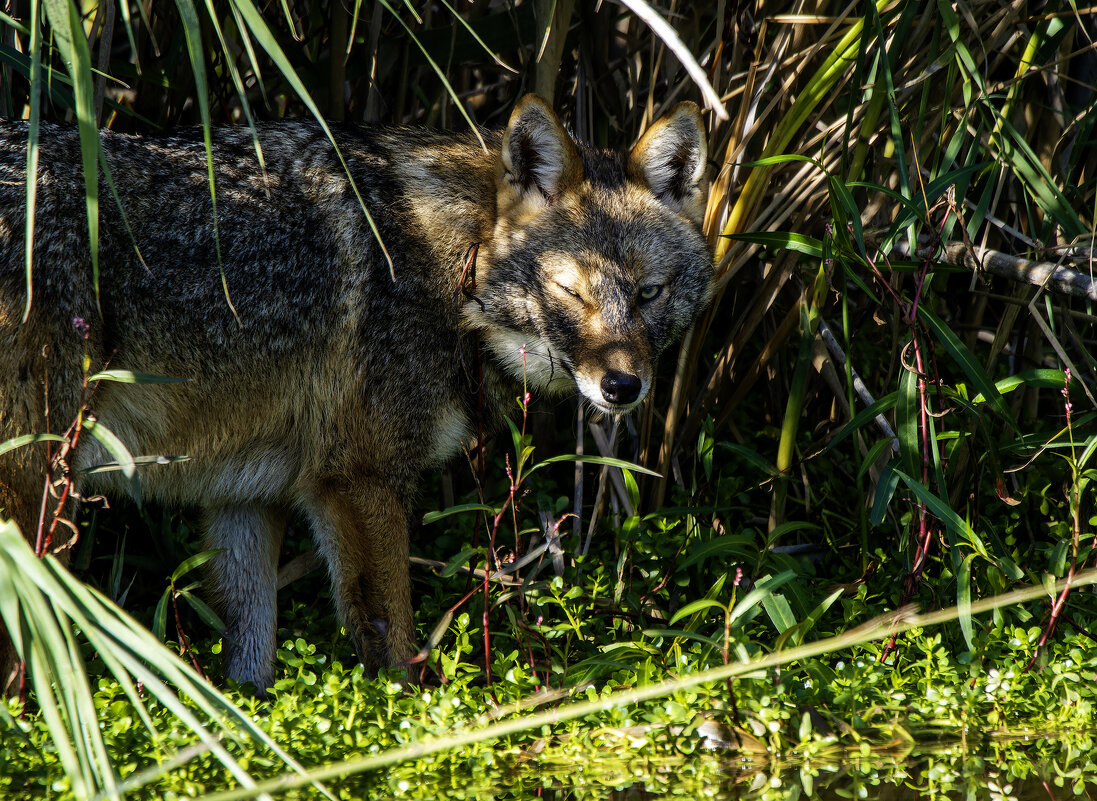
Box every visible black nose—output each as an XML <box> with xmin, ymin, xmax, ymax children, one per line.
<box><xmin>600</xmin><ymin>370</ymin><xmax>642</xmax><ymax>405</ymax></box>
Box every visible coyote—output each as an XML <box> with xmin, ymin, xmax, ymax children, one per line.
<box><xmin>0</xmin><ymin>95</ymin><xmax>712</xmax><ymax>691</ymax></box>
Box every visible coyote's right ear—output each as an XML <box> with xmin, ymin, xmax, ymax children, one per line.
<box><xmin>500</xmin><ymin>95</ymin><xmax>582</xmax><ymax>206</ymax></box>
<box><xmin>629</xmin><ymin>102</ymin><xmax>707</xmax><ymax>226</ymax></box>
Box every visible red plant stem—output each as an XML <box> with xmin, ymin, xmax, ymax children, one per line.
<box><xmin>1027</xmin><ymin>564</ymin><xmax>1074</xmax><ymax>671</ymax></box>
<box><xmin>883</xmin><ymin>248</ymin><xmax>939</xmax><ymax>660</ymax></box>
<box><xmin>35</xmin><ymin>352</ymin><xmax>97</xmax><ymax>555</ymax></box>
<box><xmin>43</xmin><ymin>419</ymin><xmax>85</xmax><ymax>552</ymax></box>
<box><xmin>907</xmin><ymin>205</ymin><xmax>950</xmax><ymax>323</ymax></box>
<box><xmin>863</xmin><ymin>248</ymin><xmax>906</xmax><ymax>310</ymax></box>
<box><xmin>1028</xmin><ymin>379</ymin><xmax>1083</xmax><ymax>670</ymax></box>
<box><xmin>36</xmin><ymin>417</ymin><xmax>82</xmax><ymax>555</ymax></box>
<box><xmin>171</xmin><ymin>587</ymin><xmax>206</xmax><ymax>678</ymax></box>
<box><xmin>33</xmin><ymin>473</ymin><xmax>51</xmax><ymax>556</ymax></box>
<box><xmin>481</xmin><ymin>570</ymin><xmax>491</xmax><ymax>688</ymax></box>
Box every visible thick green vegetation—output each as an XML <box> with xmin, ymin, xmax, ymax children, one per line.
<box><xmin>2</xmin><ymin>501</ymin><xmax>1097</xmax><ymax>798</ymax></box>
<box><xmin>2</xmin><ymin>0</ymin><xmax>1097</xmax><ymax>797</ymax></box>
<box><xmin>2</xmin><ymin>410</ymin><xmax>1097</xmax><ymax>797</ymax></box>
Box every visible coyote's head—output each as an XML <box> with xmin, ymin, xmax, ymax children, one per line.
<box><xmin>466</xmin><ymin>95</ymin><xmax>713</xmax><ymax>415</ymax></box>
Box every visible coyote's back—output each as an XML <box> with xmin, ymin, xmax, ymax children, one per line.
<box><xmin>0</xmin><ymin>96</ymin><xmax>712</xmax><ymax>692</ymax></box>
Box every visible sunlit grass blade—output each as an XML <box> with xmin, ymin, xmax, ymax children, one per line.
<box><xmin>0</xmin><ymin>521</ymin><xmax>331</xmax><ymax>801</ymax></box>
<box><xmin>82</xmin><ymin>418</ymin><xmax>138</xmax><ymax>504</ymax></box>
<box><xmin>201</xmin><ymin>0</ymin><xmax>269</xmax><ymax>184</ymax></box>
<box><xmin>0</xmin><ymin>432</ymin><xmax>64</xmax><ymax>457</ymax></box>
<box><xmin>977</xmin><ymin>369</ymin><xmax>1069</xmax><ymax>400</ymax></box>
<box><xmin>988</xmin><ymin>109</ymin><xmax>1086</xmax><ymax>239</ymax></box>
<box><xmin>954</xmin><ymin>551</ymin><xmax>974</xmax><ymax>649</ymax></box>
<box><xmin>20</xmin><ymin>0</ymin><xmax>43</xmax><ymax>322</ymax></box>
<box><xmin>668</xmin><ymin>598</ymin><xmax>728</xmax><ymax>626</ymax></box>
<box><xmin>89</xmin><ymin>369</ymin><xmax>188</xmax><ymax>384</ymax></box>
<box><xmin>173</xmin><ymin>0</ymin><xmax>241</xmax><ymax>324</ymax></box>
<box><xmin>718</xmin><ymin>0</ymin><xmax>891</xmax><ymax>267</ymax></box>
<box><xmin>225</xmin><ymin>1</ymin><xmax>267</xmax><ymax>101</ymax></box>
<box><xmin>615</xmin><ymin>0</ymin><xmax>725</xmax><ymax>120</ymax></box>
<box><xmin>775</xmin><ymin>587</ymin><xmax>843</xmax><ymax>650</ymax></box>
<box><xmin>761</xmin><ymin>591</ymin><xmax>796</xmax><ymax>634</ymax></box>
<box><xmin>435</xmin><ymin>0</ymin><xmax>516</xmax><ymax>72</ymax></box>
<box><xmin>868</xmin><ymin>2</ymin><xmax>910</xmax><ymax>240</ymax></box>
<box><xmin>373</xmin><ymin>0</ymin><xmax>487</xmax><ymax>147</ymax></box>
<box><xmin>40</xmin><ymin>0</ymin><xmax>99</xmax><ymax>312</ymax></box>
<box><xmin>422</xmin><ymin>504</ymin><xmax>500</xmax><ymax>524</ymax></box>
<box><xmin>227</xmin><ymin>0</ymin><xmax>395</xmax><ymax>275</ymax></box>
<box><xmin>728</xmin><ymin>570</ymin><xmax>797</xmax><ymax>627</ymax></box>
<box><xmin>530</xmin><ymin>453</ymin><xmax>661</xmax><ymax>477</ymax></box>
<box><xmin>893</xmin><ymin>469</ymin><xmax>991</xmax><ymax>563</ymax></box>
<box><xmin>3</xmin><ymin>537</ymin><xmax>120</xmax><ymax>799</ymax></box>
<box><xmin>0</xmin><ymin>8</ymin><xmax>28</xmax><ymax>32</ymax></box>
<box><xmin>725</xmin><ymin>231</ymin><xmax>824</xmax><ymax>258</ymax></box>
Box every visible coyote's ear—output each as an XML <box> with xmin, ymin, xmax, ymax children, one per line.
<box><xmin>628</xmin><ymin>102</ymin><xmax>707</xmax><ymax>225</ymax></box>
<box><xmin>501</xmin><ymin>95</ymin><xmax>582</xmax><ymax>204</ymax></box>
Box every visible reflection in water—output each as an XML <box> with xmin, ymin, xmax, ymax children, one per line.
<box><xmin>377</xmin><ymin>736</ymin><xmax>1097</xmax><ymax>799</ymax></box>
<box><xmin>483</xmin><ymin>754</ymin><xmax>1097</xmax><ymax>801</ymax></box>
<box><xmin>532</xmin><ymin>769</ymin><xmax>1097</xmax><ymax>800</ymax></box>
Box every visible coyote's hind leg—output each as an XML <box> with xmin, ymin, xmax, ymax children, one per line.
<box><xmin>304</xmin><ymin>478</ymin><xmax>416</xmax><ymax>675</ymax></box>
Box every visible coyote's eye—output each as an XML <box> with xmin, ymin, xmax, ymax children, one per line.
<box><xmin>638</xmin><ymin>284</ymin><xmax>663</xmax><ymax>303</ymax></box>
<box><xmin>558</xmin><ymin>283</ymin><xmax>583</xmax><ymax>300</ymax></box>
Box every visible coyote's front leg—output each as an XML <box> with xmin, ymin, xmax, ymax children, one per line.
<box><xmin>203</xmin><ymin>504</ymin><xmax>288</xmax><ymax>692</ymax></box>
<box><xmin>305</xmin><ymin>478</ymin><xmax>417</xmax><ymax>674</ymax></box>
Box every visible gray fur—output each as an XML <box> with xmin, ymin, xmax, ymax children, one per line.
<box><xmin>0</xmin><ymin>95</ymin><xmax>712</xmax><ymax>691</ymax></box>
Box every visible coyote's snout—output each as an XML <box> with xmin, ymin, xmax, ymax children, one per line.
<box><xmin>0</xmin><ymin>95</ymin><xmax>712</xmax><ymax>692</ymax></box>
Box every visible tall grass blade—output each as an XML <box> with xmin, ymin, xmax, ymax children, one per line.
<box><xmin>718</xmin><ymin>0</ymin><xmax>891</xmax><ymax>268</ymax></box>
<box><xmin>0</xmin><ymin>521</ymin><xmax>330</xmax><ymax>801</ymax></box>
<box><xmin>227</xmin><ymin>0</ymin><xmax>395</xmax><ymax>275</ymax></box>
<box><xmin>174</xmin><ymin>0</ymin><xmax>240</xmax><ymax>323</ymax></box>
<box><xmin>82</xmin><ymin>418</ymin><xmax>138</xmax><ymax>505</ymax></box>
<box><xmin>614</xmin><ymin>0</ymin><xmax>726</xmax><ymax>120</ymax></box>
<box><xmin>917</xmin><ymin>305</ymin><xmax>1016</xmax><ymax>430</ymax></box>
<box><xmin>373</xmin><ymin>0</ymin><xmax>488</xmax><ymax>147</ymax></box>
<box><xmin>435</xmin><ymin>0</ymin><xmax>514</xmax><ymax>71</ymax></box>
<box><xmin>989</xmin><ymin>110</ymin><xmax>1085</xmax><ymax>239</ymax></box>
<box><xmin>0</xmin><ymin>432</ymin><xmax>64</xmax><ymax>457</ymax></box>
<box><xmin>20</xmin><ymin>0</ymin><xmax>43</xmax><ymax>322</ymax></box>
<box><xmin>40</xmin><ymin>0</ymin><xmax>99</xmax><ymax>312</ymax></box>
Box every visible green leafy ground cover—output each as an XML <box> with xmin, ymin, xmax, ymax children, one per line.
<box><xmin>3</xmin><ymin>607</ymin><xmax>1096</xmax><ymax>798</ymax></box>
<box><xmin>3</xmin><ymin>457</ymin><xmax>1097</xmax><ymax>799</ymax></box>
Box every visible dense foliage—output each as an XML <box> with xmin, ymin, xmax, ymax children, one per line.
<box><xmin>1</xmin><ymin>0</ymin><xmax>1097</xmax><ymax>797</ymax></box>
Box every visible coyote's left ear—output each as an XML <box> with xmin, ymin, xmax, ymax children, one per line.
<box><xmin>628</xmin><ymin>102</ymin><xmax>707</xmax><ymax>225</ymax></box>
<box><xmin>501</xmin><ymin>95</ymin><xmax>582</xmax><ymax>205</ymax></box>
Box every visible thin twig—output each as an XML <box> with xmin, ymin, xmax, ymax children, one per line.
<box><xmin>817</xmin><ymin>318</ymin><xmax>899</xmax><ymax>452</ymax></box>
<box><xmin>894</xmin><ymin>240</ymin><xmax>1097</xmax><ymax>302</ymax></box>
